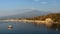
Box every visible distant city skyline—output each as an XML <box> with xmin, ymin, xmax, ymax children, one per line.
<box><xmin>0</xmin><ymin>0</ymin><xmax>60</xmax><ymax>16</ymax></box>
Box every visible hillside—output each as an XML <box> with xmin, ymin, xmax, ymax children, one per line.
<box><xmin>12</xmin><ymin>10</ymin><xmax>50</xmax><ymax>18</ymax></box>
<box><xmin>26</xmin><ymin>13</ymin><xmax>60</xmax><ymax>22</ymax></box>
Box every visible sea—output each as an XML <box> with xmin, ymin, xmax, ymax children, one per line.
<box><xmin>0</xmin><ymin>22</ymin><xmax>60</xmax><ymax>34</ymax></box>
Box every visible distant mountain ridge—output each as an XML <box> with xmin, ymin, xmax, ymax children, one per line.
<box><xmin>12</xmin><ymin>10</ymin><xmax>51</xmax><ymax>18</ymax></box>
<box><xmin>0</xmin><ymin>9</ymin><xmax>51</xmax><ymax>19</ymax></box>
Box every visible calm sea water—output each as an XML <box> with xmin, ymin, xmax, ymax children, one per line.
<box><xmin>0</xmin><ymin>22</ymin><xmax>60</xmax><ymax>34</ymax></box>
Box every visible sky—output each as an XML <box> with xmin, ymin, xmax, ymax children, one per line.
<box><xmin>0</xmin><ymin>0</ymin><xmax>60</xmax><ymax>16</ymax></box>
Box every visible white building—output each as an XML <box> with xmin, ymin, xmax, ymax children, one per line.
<box><xmin>45</xmin><ymin>18</ymin><xmax>53</xmax><ymax>25</ymax></box>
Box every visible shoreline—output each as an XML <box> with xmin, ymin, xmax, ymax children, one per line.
<box><xmin>2</xmin><ymin>19</ymin><xmax>46</xmax><ymax>23</ymax></box>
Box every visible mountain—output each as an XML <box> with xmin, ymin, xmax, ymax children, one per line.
<box><xmin>31</xmin><ymin>13</ymin><xmax>60</xmax><ymax>22</ymax></box>
<box><xmin>11</xmin><ymin>10</ymin><xmax>51</xmax><ymax>18</ymax></box>
<box><xmin>0</xmin><ymin>9</ymin><xmax>51</xmax><ymax>19</ymax></box>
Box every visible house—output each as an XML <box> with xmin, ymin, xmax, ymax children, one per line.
<box><xmin>45</xmin><ymin>18</ymin><xmax>53</xmax><ymax>26</ymax></box>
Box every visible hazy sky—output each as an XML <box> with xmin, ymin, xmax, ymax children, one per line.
<box><xmin>0</xmin><ymin>0</ymin><xmax>60</xmax><ymax>16</ymax></box>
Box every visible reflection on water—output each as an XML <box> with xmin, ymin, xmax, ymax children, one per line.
<box><xmin>51</xmin><ymin>23</ymin><xmax>60</xmax><ymax>31</ymax></box>
<box><xmin>8</xmin><ymin>27</ymin><xmax>13</xmax><ymax>30</ymax></box>
<box><xmin>0</xmin><ymin>22</ymin><xmax>60</xmax><ymax>34</ymax></box>
<box><xmin>32</xmin><ymin>22</ymin><xmax>60</xmax><ymax>32</ymax></box>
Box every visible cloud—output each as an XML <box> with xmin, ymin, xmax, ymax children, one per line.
<box><xmin>51</xmin><ymin>1</ymin><xmax>57</xmax><ymax>6</ymax></box>
<box><xmin>33</xmin><ymin>0</ymin><xmax>40</xmax><ymax>2</ymax></box>
<box><xmin>40</xmin><ymin>2</ymin><xmax>48</xmax><ymax>4</ymax></box>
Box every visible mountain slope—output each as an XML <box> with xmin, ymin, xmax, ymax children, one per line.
<box><xmin>13</xmin><ymin>10</ymin><xmax>51</xmax><ymax>18</ymax></box>
<box><xmin>0</xmin><ymin>9</ymin><xmax>51</xmax><ymax>19</ymax></box>
<box><xmin>31</xmin><ymin>13</ymin><xmax>60</xmax><ymax>21</ymax></box>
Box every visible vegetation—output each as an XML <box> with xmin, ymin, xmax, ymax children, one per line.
<box><xmin>24</xmin><ymin>13</ymin><xmax>60</xmax><ymax>22</ymax></box>
<box><xmin>7</xmin><ymin>13</ymin><xmax>60</xmax><ymax>22</ymax></box>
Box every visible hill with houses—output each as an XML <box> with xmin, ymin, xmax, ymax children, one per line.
<box><xmin>24</xmin><ymin>13</ymin><xmax>60</xmax><ymax>22</ymax></box>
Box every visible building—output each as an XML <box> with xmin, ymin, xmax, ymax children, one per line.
<box><xmin>45</xmin><ymin>18</ymin><xmax>53</xmax><ymax>26</ymax></box>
